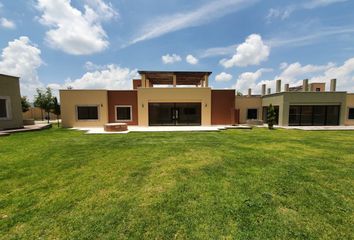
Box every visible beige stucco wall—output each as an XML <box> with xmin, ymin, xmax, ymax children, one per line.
<box><xmin>60</xmin><ymin>90</ymin><xmax>108</xmax><ymax>128</ymax></box>
<box><xmin>235</xmin><ymin>96</ymin><xmax>262</xmax><ymax>124</ymax></box>
<box><xmin>0</xmin><ymin>74</ymin><xmax>23</xmax><ymax>130</ymax></box>
<box><xmin>137</xmin><ymin>88</ymin><xmax>211</xmax><ymax>126</ymax></box>
<box><xmin>310</xmin><ymin>83</ymin><xmax>326</xmax><ymax>92</ymax></box>
<box><xmin>262</xmin><ymin>92</ymin><xmax>347</xmax><ymax>126</ymax></box>
<box><xmin>345</xmin><ymin>94</ymin><xmax>354</xmax><ymax>126</ymax></box>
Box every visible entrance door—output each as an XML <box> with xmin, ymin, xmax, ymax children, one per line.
<box><xmin>149</xmin><ymin>103</ymin><xmax>201</xmax><ymax>126</ymax></box>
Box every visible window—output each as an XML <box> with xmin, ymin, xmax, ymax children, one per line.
<box><xmin>316</xmin><ymin>88</ymin><xmax>321</xmax><ymax>92</ymax></box>
<box><xmin>348</xmin><ymin>108</ymin><xmax>354</xmax><ymax>120</ymax></box>
<box><xmin>0</xmin><ymin>99</ymin><xmax>7</xmax><ymax>118</ymax></box>
<box><xmin>116</xmin><ymin>105</ymin><xmax>132</xmax><ymax>121</ymax></box>
<box><xmin>247</xmin><ymin>109</ymin><xmax>258</xmax><ymax>119</ymax></box>
<box><xmin>288</xmin><ymin>105</ymin><xmax>340</xmax><ymax>126</ymax></box>
<box><xmin>77</xmin><ymin>106</ymin><xmax>98</xmax><ymax>120</ymax></box>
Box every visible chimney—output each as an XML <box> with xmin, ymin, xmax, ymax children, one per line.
<box><xmin>303</xmin><ymin>79</ymin><xmax>309</xmax><ymax>92</ymax></box>
<box><xmin>267</xmin><ymin>88</ymin><xmax>271</xmax><ymax>95</ymax></box>
<box><xmin>248</xmin><ymin>88</ymin><xmax>252</xmax><ymax>97</ymax></box>
<box><xmin>330</xmin><ymin>79</ymin><xmax>337</xmax><ymax>92</ymax></box>
<box><xmin>262</xmin><ymin>84</ymin><xmax>266</xmax><ymax>96</ymax></box>
<box><xmin>284</xmin><ymin>84</ymin><xmax>289</xmax><ymax>92</ymax></box>
<box><xmin>276</xmin><ymin>79</ymin><xmax>281</xmax><ymax>93</ymax></box>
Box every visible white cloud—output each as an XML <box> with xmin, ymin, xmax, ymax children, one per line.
<box><xmin>266</xmin><ymin>0</ymin><xmax>347</xmax><ymax>22</ymax></box>
<box><xmin>127</xmin><ymin>0</ymin><xmax>258</xmax><ymax>46</ymax></box>
<box><xmin>0</xmin><ymin>17</ymin><xmax>15</xmax><ymax>29</ymax></box>
<box><xmin>36</xmin><ymin>0</ymin><xmax>117</xmax><ymax>55</ymax></box>
<box><xmin>304</xmin><ymin>0</ymin><xmax>348</xmax><ymax>9</ymax></box>
<box><xmin>277</xmin><ymin>62</ymin><xmax>335</xmax><ymax>83</ymax></box>
<box><xmin>233</xmin><ymin>68</ymin><xmax>272</xmax><ymax>93</ymax></box>
<box><xmin>199</xmin><ymin>44</ymin><xmax>237</xmax><ymax>58</ymax></box>
<box><xmin>162</xmin><ymin>54</ymin><xmax>182</xmax><ymax>64</ymax></box>
<box><xmin>49</xmin><ymin>64</ymin><xmax>138</xmax><ymax>90</ymax></box>
<box><xmin>0</xmin><ymin>37</ymin><xmax>44</xmax><ymax>100</ymax></box>
<box><xmin>215</xmin><ymin>72</ymin><xmax>233</xmax><ymax>82</ymax></box>
<box><xmin>186</xmin><ymin>54</ymin><xmax>198</xmax><ymax>65</ymax></box>
<box><xmin>220</xmin><ymin>34</ymin><xmax>270</xmax><ymax>68</ymax></box>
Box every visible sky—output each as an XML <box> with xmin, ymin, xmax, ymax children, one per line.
<box><xmin>0</xmin><ymin>0</ymin><xmax>354</xmax><ymax>100</ymax></box>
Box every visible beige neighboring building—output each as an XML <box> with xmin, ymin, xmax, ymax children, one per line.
<box><xmin>0</xmin><ymin>74</ymin><xmax>23</xmax><ymax>130</ymax></box>
<box><xmin>23</xmin><ymin>107</ymin><xmax>58</xmax><ymax>121</ymax></box>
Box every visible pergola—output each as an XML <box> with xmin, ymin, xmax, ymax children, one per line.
<box><xmin>138</xmin><ymin>71</ymin><xmax>212</xmax><ymax>87</ymax></box>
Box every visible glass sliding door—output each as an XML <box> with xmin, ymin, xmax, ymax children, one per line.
<box><xmin>148</xmin><ymin>103</ymin><xmax>201</xmax><ymax>126</ymax></box>
<box><xmin>288</xmin><ymin>105</ymin><xmax>340</xmax><ymax>126</ymax></box>
<box><xmin>326</xmin><ymin>106</ymin><xmax>340</xmax><ymax>125</ymax></box>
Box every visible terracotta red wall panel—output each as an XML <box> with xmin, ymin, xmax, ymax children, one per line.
<box><xmin>108</xmin><ymin>91</ymin><xmax>138</xmax><ymax>125</ymax></box>
<box><xmin>133</xmin><ymin>80</ymin><xmax>141</xmax><ymax>89</ymax></box>
<box><xmin>211</xmin><ymin>90</ymin><xmax>236</xmax><ymax>125</ymax></box>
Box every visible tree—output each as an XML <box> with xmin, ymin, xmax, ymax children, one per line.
<box><xmin>52</xmin><ymin>97</ymin><xmax>61</xmax><ymax>127</ymax></box>
<box><xmin>236</xmin><ymin>91</ymin><xmax>243</xmax><ymax>96</ymax></box>
<box><xmin>267</xmin><ymin>104</ymin><xmax>276</xmax><ymax>130</ymax></box>
<box><xmin>21</xmin><ymin>96</ymin><xmax>31</xmax><ymax>113</ymax></box>
<box><xmin>34</xmin><ymin>87</ymin><xmax>54</xmax><ymax>123</ymax></box>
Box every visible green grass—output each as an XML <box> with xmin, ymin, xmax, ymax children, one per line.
<box><xmin>0</xmin><ymin>127</ymin><xmax>353</xmax><ymax>239</ymax></box>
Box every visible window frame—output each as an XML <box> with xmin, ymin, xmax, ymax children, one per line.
<box><xmin>348</xmin><ymin>108</ymin><xmax>354</xmax><ymax>120</ymax></box>
<box><xmin>0</xmin><ymin>96</ymin><xmax>11</xmax><ymax>120</ymax></box>
<box><xmin>75</xmin><ymin>105</ymin><xmax>100</xmax><ymax>121</ymax></box>
<box><xmin>115</xmin><ymin>105</ymin><xmax>133</xmax><ymax>122</ymax></box>
<box><xmin>247</xmin><ymin>108</ymin><xmax>258</xmax><ymax>120</ymax></box>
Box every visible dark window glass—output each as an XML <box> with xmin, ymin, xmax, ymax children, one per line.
<box><xmin>247</xmin><ymin>109</ymin><xmax>258</xmax><ymax>119</ymax></box>
<box><xmin>288</xmin><ymin>105</ymin><xmax>340</xmax><ymax>126</ymax></box>
<box><xmin>316</xmin><ymin>88</ymin><xmax>321</xmax><ymax>92</ymax></box>
<box><xmin>117</xmin><ymin>106</ymin><xmax>131</xmax><ymax>120</ymax></box>
<box><xmin>326</xmin><ymin>106</ymin><xmax>340</xmax><ymax>125</ymax></box>
<box><xmin>313</xmin><ymin>106</ymin><xmax>326</xmax><ymax>125</ymax></box>
<box><xmin>289</xmin><ymin>106</ymin><xmax>301</xmax><ymax>126</ymax></box>
<box><xmin>183</xmin><ymin>108</ymin><xmax>196</xmax><ymax>115</ymax></box>
<box><xmin>0</xmin><ymin>99</ymin><xmax>7</xmax><ymax>118</ymax></box>
<box><xmin>77</xmin><ymin>106</ymin><xmax>98</xmax><ymax>120</ymax></box>
<box><xmin>300</xmin><ymin>106</ymin><xmax>313</xmax><ymax>126</ymax></box>
<box><xmin>349</xmin><ymin>108</ymin><xmax>354</xmax><ymax>120</ymax></box>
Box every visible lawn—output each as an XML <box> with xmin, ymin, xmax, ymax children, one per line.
<box><xmin>0</xmin><ymin>127</ymin><xmax>353</xmax><ymax>239</ymax></box>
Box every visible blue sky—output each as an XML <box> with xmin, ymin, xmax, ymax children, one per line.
<box><xmin>0</xmin><ymin>0</ymin><xmax>354</xmax><ymax>99</ymax></box>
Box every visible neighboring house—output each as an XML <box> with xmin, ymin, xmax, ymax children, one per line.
<box><xmin>60</xmin><ymin>71</ymin><xmax>354</xmax><ymax>128</ymax></box>
<box><xmin>23</xmin><ymin>107</ymin><xmax>59</xmax><ymax>121</ymax></box>
<box><xmin>0</xmin><ymin>74</ymin><xmax>23</xmax><ymax>130</ymax></box>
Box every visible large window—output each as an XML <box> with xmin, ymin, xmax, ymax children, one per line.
<box><xmin>289</xmin><ymin>105</ymin><xmax>340</xmax><ymax>126</ymax></box>
<box><xmin>116</xmin><ymin>105</ymin><xmax>132</xmax><ymax>121</ymax></box>
<box><xmin>77</xmin><ymin>106</ymin><xmax>98</xmax><ymax>120</ymax></box>
<box><xmin>0</xmin><ymin>99</ymin><xmax>7</xmax><ymax>118</ymax></box>
<box><xmin>348</xmin><ymin>108</ymin><xmax>354</xmax><ymax>120</ymax></box>
<box><xmin>247</xmin><ymin>109</ymin><xmax>258</xmax><ymax>120</ymax></box>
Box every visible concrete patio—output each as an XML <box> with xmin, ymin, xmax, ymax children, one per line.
<box><xmin>0</xmin><ymin>123</ymin><xmax>52</xmax><ymax>136</ymax></box>
<box><xmin>73</xmin><ymin>125</ymin><xmax>253</xmax><ymax>134</ymax></box>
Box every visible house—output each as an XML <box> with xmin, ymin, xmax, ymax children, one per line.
<box><xmin>59</xmin><ymin>71</ymin><xmax>354</xmax><ymax>128</ymax></box>
<box><xmin>0</xmin><ymin>74</ymin><xmax>23</xmax><ymax>130</ymax></box>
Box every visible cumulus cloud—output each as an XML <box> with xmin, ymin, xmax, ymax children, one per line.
<box><xmin>215</xmin><ymin>72</ymin><xmax>232</xmax><ymax>82</ymax></box>
<box><xmin>233</xmin><ymin>68</ymin><xmax>272</xmax><ymax>93</ymax></box>
<box><xmin>48</xmin><ymin>64</ymin><xmax>138</xmax><ymax>90</ymax></box>
<box><xmin>0</xmin><ymin>36</ymin><xmax>44</xmax><ymax>100</ymax></box>
<box><xmin>162</xmin><ymin>54</ymin><xmax>182</xmax><ymax>64</ymax></box>
<box><xmin>36</xmin><ymin>0</ymin><xmax>117</xmax><ymax>55</ymax></box>
<box><xmin>220</xmin><ymin>34</ymin><xmax>270</xmax><ymax>68</ymax></box>
<box><xmin>0</xmin><ymin>17</ymin><xmax>15</xmax><ymax>29</ymax></box>
<box><xmin>245</xmin><ymin>58</ymin><xmax>354</xmax><ymax>94</ymax></box>
<box><xmin>186</xmin><ymin>54</ymin><xmax>199</xmax><ymax>65</ymax></box>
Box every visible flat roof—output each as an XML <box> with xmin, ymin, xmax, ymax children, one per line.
<box><xmin>0</xmin><ymin>73</ymin><xmax>20</xmax><ymax>78</ymax></box>
<box><xmin>138</xmin><ymin>70</ymin><xmax>212</xmax><ymax>85</ymax></box>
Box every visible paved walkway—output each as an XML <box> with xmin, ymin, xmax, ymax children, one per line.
<box><xmin>279</xmin><ymin>126</ymin><xmax>354</xmax><ymax>131</ymax></box>
<box><xmin>0</xmin><ymin>124</ymin><xmax>51</xmax><ymax>135</ymax></box>
<box><xmin>73</xmin><ymin>125</ymin><xmax>252</xmax><ymax>134</ymax></box>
